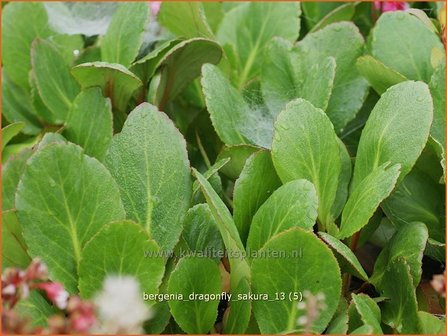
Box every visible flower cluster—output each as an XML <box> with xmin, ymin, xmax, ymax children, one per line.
<box><xmin>296</xmin><ymin>291</ymin><xmax>327</xmax><ymax>333</ymax></box>
<box><xmin>374</xmin><ymin>1</ymin><xmax>409</xmax><ymax>13</ymax></box>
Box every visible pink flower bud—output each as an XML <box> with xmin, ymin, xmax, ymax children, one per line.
<box><xmin>150</xmin><ymin>1</ymin><xmax>161</xmax><ymax>16</ymax></box>
<box><xmin>36</xmin><ymin>282</ymin><xmax>69</xmax><ymax>309</ymax></box>
<box><xmin>374</xmin><ymin>1</ymin><xmax>409</xmax><ymax>13</ymax></box>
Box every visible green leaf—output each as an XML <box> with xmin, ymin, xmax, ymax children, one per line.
<box><xmin>191</xmin><ymin>158</ymin><xmax>230</xmax><ymax>202</ymax></box>
<box><xmin>2</xmin><ymin>149</ymin><xmax>32</xmax><ymax>211</ymax></box>
<box><xmin>301</xmin><ymin>2</ymin><xmax>344</xmax><ymax>30</ymax></box>
<box><xmin>50</xmin><ymin>34</ymin><xmax>84</xmax><ymax>65</ymax></box>
<box><xmin>105</xmin><ymin>103</ymin><xmax>192</xmax><ymax>252</ymax></box>
<box><xmin>272</xmin><ymin>98</ymin><xmax>342</xmax><ymax>227</ymax></box>
<box><xmin>15</xmin><ymin>291</ymin><xmax>57</xmax><ymax>327</ymax></box>
<box><xmin>309</xmin><ymin>2</ymin><xmax>357</xmax><ymax>33</ymax></box>
<box><xmin>181</xmin><ymin>204</ymin><xmax>224</xmax><ymax>262</ymax></box>
<box><xmin>318</xmin><ymin>232</ymin><xmax>368</xmax><ymax>281</ymax></box>
<box><xmin>167</xmin><ymin>257</ymin><xmax>221</xmax><ymax>334</ymax></box>
<box><xmin>223</xmin><ymin>277</ymin><xmax>251</xmax><ymax>334</ymax></box>
<box><xmin>330</xmin><ymin>139</ymin><xmax>352</xmax><ymax>221</ymax></box>
<box><xmin>378</xmin><ymin>258</ymin><xmax>421</xmax><ymax>334</ymax></box>
<box><xmin>247</xmin><ymin>180</ymin><xmax>318</xmax><ymax>254</ymax></box>
<box><xmin>71</xmin><ymin>61</ymin><xmax>142</xmax><ymax>112</ymax></box>
<box><xmin>101</xmin><ymin>2</ymin><xmax>149</xmax><ymax>67</ymax></box>
<box><xmin>193</xmin><ymin>169</ymin><xmax>252</xmax><ymax>333</ymax></box>
<box><xmin>201</xmin><ymin>63</ymin><xmax>250</xmax><ymax>145</ymax></box>
<box><xmin>64</xmin><ymin>88</ymin><xmax>113</xmax><ymax>161</ymax></box>
<box><xmin>417</xmin><ymin>311</ymin><xmax>446</xmax><ymax>334</ymax></box>
<box><xmin>429</xmin><ymin>62</ymin><xmax>446</xmax><ymax>162</ymax></box>
<box><xmin>382</xmin><ymin>168</ymin><xmax>445</xmax><ymax>243</ymax></box>
<box><xmin>326</xmin><ymin>298</ymin><xmax>349</xmax><ymax>334</ymax></box>
<box><xmin>31</xmin><ymin>39</ymin><xmax>80</xmax><ymax>123</ymax></box>
<box><xmin>16</xmin><ymin>142</ymin><xmax>126</xmax><ymax>293</ymax></box>
<box><xmin>233</xmin><ymin>150</ymin><xmax>281</xmax><ymax>244</ymax></box>
<box><xmin>351</xmin><ymin>81</ymin><xmax>433</xmax><ymax>190</ymax></box>
<box><xmin>350</xmin><ymin>294</ymin><xmax>382</xmax><ymax>334</ymax></box>
<box><xmin>2</xmin><ymin>72</ymin><xmax>42</xmax><ymax>135</ymax></box>
<box><xmin>2</xmin><ymin>2</ymin><xmax>52</xmax><ymax>89</ymax></box>
<box><xmin>251</xmin><ymin>228</ymin><xmax>341</xmax><ymax>334</ymax></box>
<box><xmin>356</xmin><ymin>55</ymin><xmax>407</xmax><ymax>95</ymax></box>
<box><xmin>2</xmin><ymin>210</ymin><xmax>31</xmax><ymax>270</ymax></box>
<box><xmin>297</xmin><ymin>22</ymin><xmax>368</xmax><ymax>131</ymax></box>
<box><xmin>216</xmin><ymin>144</ymin><xmax>260</xmax><ymax>179</ymax></box>
<box><xmin>217</xmin><ymin>2</ymin><xmax>301</xmax><ymax>89</ymax></box>
<box><xmin>158</xmin><ymin>2</ymin><xmax>214</xmax><ymax>39</ymax></box>
<box><xmin>261</xmin><ymin>38</ymin><xmax>336</xmax><ymax>113</ymax></box>
<box><xmin>150</xmin><ymin>38</ymin><xmax>222</xmax><ymax>110</ymax></box>
<box><xmin>130</xmin><ymin>39</ymin><xmax>182</xmax><ymax>86</ymax></box>
<box><xmin>78</xmin><ymin>221</ymin><xmax>165</xmax><ymax>298</ymax></box>
<box><xmin>2</xmin><ymin>122</ymin><xmax>25</xmax><ymax>151</ymax></box>
<box><xmin>370</xmin><ymin>222</ymin><xmax>428</xmax><ymax>289</ymax></box>
<box><xmin>338</xmin><ymin>163</ymin><xmax>401</xmax><ymax>239</ymax></box>
<box><xmin>371</xmin><ymin>11</ymin><xmax>444</xmax><ymax>82</ymax></box>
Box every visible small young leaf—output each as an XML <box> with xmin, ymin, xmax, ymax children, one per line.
<box><xmin>297</xmin><ymin>22</ymin><xmax>368</xmax><ymax>131</ymax></box>
<box><xmin>429</xmin><ymin>62</ymin><xmax>446</xmax><ymax>163</ymax></box>
<box><xmin>71</xmin><ymin>62</ymin><xmax>142</xmax><ymax>112</ymax></box>
<box><xmin>64</xmin><ymin>88</ymin><xmax>113</xmax><ymax>161</ymax></box>
<box><xmin>2</xmin><ymin>149</ymin><xmax>32</xmax><ymax>211</ymax></box>
<box><xmin>338</xmin><ymin>163</ymin><xmax>401</xmax><ymax>239</ymax></box>
<box><xmin>350</xmin><ymin>294</ymin><xmax>382</xmax><ymax>334</ymax></box>
<box><xmin>15</xmin><ymin>291</ymin><xmax>57</xmax><ymax>328</ymax></box>
<box><xmin>105</xmin><ymin>103</ymin><xmax>192</xmax><ymax>252</ymax></box>
<box><xmin>167</xmin><ymin>257</ymin><xmax>221</xmax><ymax>334</ymax></box>
<box><xmin>417</xmin><ymin>311</ymin><xmax>446</xmax><ymax>334</ymax></box>
<box><xmin>2</xmin><ymin>210</ymin><xmax>31</xmax><ymax>270</ymax></box>
<box><xmin>309</xmin><ymin>2</ymin><xmax>357</xmax><ymax>33</ymax></box>
<box><xmin>2</xmin><ymin>73</ymin><xmax>42</xmax><ymax>135</ymax></box>
<box><xmin>356</xmin><ymin>55</ymin><xmax>407</xmax><ymax>95</ymax></box>
<box><xmin>247</xmin><ymin>180</ymin><xmax>318</xmax><ymax>254</ymax></box>
<box><xmin>233</xmin><ymin>150</ymin><xmax>281</xmax><ymax>244</ymax></box>
<box><xmin>101</xmin><ymin>2</ymin><xmax>149</xmax><ymax>67</ymax></box>
<box><xmin>158</xmin><ymin>2</ymin><xmax>214</xmax><ymax>39</ymax></box>
<box><xmin>216</xmin><ymin>144</ymin><xmax>260</xmax><ymax>179</ymax></box>
<box><xmin>251</xmin><ymin>228</ymin><xmax>341</xmax><ymax>334</ymax></box>
<box><xmin>181</xmin><ymin>204</ymin><xmax>224</xmax><ymax>263</ymax></box>
<box><xmin>217</xmin><ymin>2</ymin><xmax>301</xmax><ymax>88</ymax></box>
<box><xmin>2</xmin><ymin>122</ymin><xmax>25</xmax><ymax>151</ymax></box>
<box><xmin>31</xmin><ymin>39</ymin><xmax>80</xmax><ymax>123</ymax></box>
<box><xmin>330</xmin><ymin>139</ymin><xmax>352</xmax><ymax>221</ymax></box>
<box><xmin>272</xmin><ymin>98</ymin><xmax>341</xmax><ymax>227</ymax></box>
<box><xmin>351</xmin><ymin>81</ymin><xmax>433</xmax><ymax>189</ymax></box>
<box><xmin>78</xmin><ymin>221</ymin><xmax>165</xmax><ymax>298</ymax></box>
<box><xmin>151</xmin><ymin>38</ymin><xmax>222</xmax><ymax>109</ymax></box>
<box><xmin>2</xmin><ymin>2</ymin><xmax>52</xmax><ymax>89</ymax></box>
<box><xmin>378</xmin><ymin>258</ymin><xmax>421</xmax><ymax>334</ymax></box>
<box><xmin>382</xmin><ymin>169</ymin><xmax>445</xmax><ymax>243</ymax></box>
<box><xmin>370</xmin><ymin>222</ymin><xmax>428</xmax><ymax>289</ymax></box>
<box><xmin>16</xmin><ymin>142</ymin><xmax>126</xmax><ymax>292</ymax></box>
<box><xmin>371</xmin><ymin>11</ymin><xmax>444</xmax><ymax>82</ymax></box>
<box><xmin>318</xmin><ymin>232</ymin><xmax>368</xmax><ymax>281</ymax></box>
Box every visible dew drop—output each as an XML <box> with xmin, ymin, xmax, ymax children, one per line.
<box><xmin>73</xmin><ymin>49</ymin><xmax>80</xmax><ymax>57</ymax></box>
<box><xmin>48</xmin><ymin>178</ymin><xmax>56</xmax><ymax>187</ymax></box>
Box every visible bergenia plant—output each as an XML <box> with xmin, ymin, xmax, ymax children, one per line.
<box><xmin>1</xmin><ymin>1</ymin><xmax>446</xmax><ymax>335</ymax></box>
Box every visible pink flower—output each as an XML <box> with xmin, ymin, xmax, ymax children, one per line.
<box><xmin>36</xmin><ymin>282</ymin><xmax>69</xmax><ymax>309</ymax></box>
<box><xmin>150</xmin><ymin>1</ymin><xmax>161</xmax><ymax>16</ymax></box>
<box><xmin>67</xmin><ymin>296</ymin><xmax>96</xmax><ymax>333</ymax></box>
<box><xmin>374</xmin><ymin>1</ymin><xmax>409</xmax><ymax>12</ymax></box>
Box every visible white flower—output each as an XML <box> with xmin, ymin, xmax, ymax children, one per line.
<box><xmin>93</xmin><ymin>276</ymin><xmax>152</xmax><ymax>334</ymax></box>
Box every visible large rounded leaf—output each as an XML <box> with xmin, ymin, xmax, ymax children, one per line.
<box><xmin>272</xmin><ymin>98</ymin><xmax>341</xmax><ymax>227</ymax></box>
<box><xmin>371</xmin><ymin>11</ymin><xmax>444</xmax><ymax>82</ymax></box>
<box><xmin>247</xmin><ymin>180</ymin><xmax>318</xmax><ymax>254</ymax></box>
<box><xmin>78</xmin><ymin>221</ymin><xmax>165</xmax><ymax>298</ymax></box>
<box><xmin>167</xmin><ymin>257</ymin><xmax>221</xmax><ymax>334</ymax></box>
<box><xmin>16</xmin><ymin>142</ymin><xmax>126</xmax><ymax>292</ymax></box>
<box><xmin>351</xmin><ymin>81</ymin><xmax>433</xmax><ymax>189</ymax></box>
<box><xmin>251</xmin><ymin>228</ymin><xmax>341</xmax><ymax>334</ymax></box>
<box><xmin>105</xmin><ymin>103</ymin><xmax>192</xmax><ymax>252</ymax></box>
